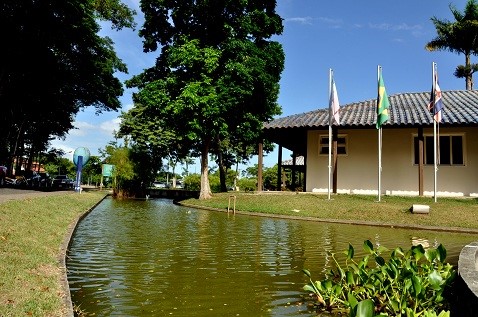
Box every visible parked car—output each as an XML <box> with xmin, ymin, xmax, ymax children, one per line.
<box><xmin>24</xmin><ymin>170</ymin><xmax>42</xmax><ymax>188</ymax></box>
<box><xmin>51</xmin><ymin>175</ymin><xmax>74</xmax><ymax>189</ymax></box>
<box><xmin>38</xmin><ymin>172</ymin><xmax>51</xmax><ymax>188</ymax></box>
<box><xmin>152</xmin><ymin>181</ymin><xmax>168</xmax><ymax>188</ymax></box>
<box><xmin>0</xmin><ymin>166</ymin><xmax>7</xmax><ymax>186</ymax></box>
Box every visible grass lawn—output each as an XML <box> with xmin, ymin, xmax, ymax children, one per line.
<box><xmin>181</xmin><ymin>192</ymin><xmax>478</xmax><ymax>232</ymax></box>
<box><xmin>0</xmin><ymin>191</ymin><xmax>107</xmax><ymax>317</ymax></box>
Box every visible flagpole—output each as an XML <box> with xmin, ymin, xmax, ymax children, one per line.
<box><xmin>432</xmin><ymin>62</ymin><xmax>438</xmax><ymax>202</ymax></box>
<box><xmin>328</xmin><ymin>68</ymin><xmax>332</xmax><ymax>200</ymax></box>
<box><xmin>377</xmin><ymin>65</ymin><xmax>382</xmax><ymax>202</ymax></box>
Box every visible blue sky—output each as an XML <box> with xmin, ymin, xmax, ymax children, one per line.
<box><xmin>51</xmin><ymin>0</ymin><xmax>469</xmax><ymax>173</ymax></box>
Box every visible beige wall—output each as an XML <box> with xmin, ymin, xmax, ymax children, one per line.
<box><xmin>306</xmin><ymin>127</ymin><xmax>478</xmax><ymax>196</ymax></box>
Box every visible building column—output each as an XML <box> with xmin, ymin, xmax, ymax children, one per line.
<box><xmin>277</xmin><ymin>145</ymin><xmax>282</xmax><ymax>190</ymax></box>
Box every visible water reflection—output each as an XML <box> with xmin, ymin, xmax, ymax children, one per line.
<box><xmin>67</xmin><ymin>197</ymin><xmax>477</xmax><ymax>316</ymax></box>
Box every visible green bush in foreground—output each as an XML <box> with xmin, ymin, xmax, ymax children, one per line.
<box><xmin>303</xmin><ymin>240</ymin><xmax>455</xmax><ymax>316</ymax></box>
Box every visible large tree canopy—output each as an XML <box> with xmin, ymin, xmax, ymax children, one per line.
<box><xmin>426</xmin><ymin>0</ymin><xmax>478</xmax><ymax>89</ymax></box>
<box><xmin>0</xmin><ymin>0</ymin><xmax>134</xmax><ymax>171</ymax></box>
<box><xmin>125</xmin><ymin>0</ymin><xmax>285</xmax><ymax>199</ymax></box>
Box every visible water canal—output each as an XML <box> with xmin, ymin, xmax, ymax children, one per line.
<box><xmin>67</xmin><ymin>197</ymin><xmax>477</xmax><ymax>316</ymax></box>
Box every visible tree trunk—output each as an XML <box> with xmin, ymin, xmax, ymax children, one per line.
<box><xmin>216</xmin><ymin>136</ymin><xmax>227</xmax><ymax>192</ymax></box>
<box><xmin>466</xmin><ymin>53</ymin><xmax>473</xmax><ymax>90</ymax></box>
<box><xmin>199</xmin><ymin>141</ymin><xmax>212</xmax><ymax>199</ymax></box>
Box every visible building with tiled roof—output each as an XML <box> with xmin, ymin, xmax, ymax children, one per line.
<box><xmin>262</xmin><ymin>90</ymin><xmax>478</xmax><ymax>197</ymax></box>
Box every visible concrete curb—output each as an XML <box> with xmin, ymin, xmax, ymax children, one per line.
<box><xmin>58</xmin><ymin>194</ymin><xmax>110</xmax><ymax>316</ymax></box>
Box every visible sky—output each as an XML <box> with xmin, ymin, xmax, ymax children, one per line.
<box><xmin>51</xmin><ymin>0</ymin><xmax>470</xmax><ymax>174</ymax></box>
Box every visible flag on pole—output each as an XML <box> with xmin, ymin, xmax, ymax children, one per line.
<box><xmin>428</xmin><ymin>68</ymin><xmax>443</xmax><ymax>122</ymax></box>
<box><xmin>376</xmin><ymin>70</ymin><xmax>390</xmax><ymax>129</ymax></box>
<box><xmin>330</xmin><ymin>77</ymin><xmax>340</xmax><ymax>125</ymax></box>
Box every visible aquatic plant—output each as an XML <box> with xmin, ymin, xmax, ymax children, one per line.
<box><xmin>303</xmin><ymin>240</ymin><xmax>455</xmax><ymax>316</ymax></box>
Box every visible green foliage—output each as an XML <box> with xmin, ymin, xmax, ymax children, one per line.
<box><xmin>81</xmin><ymin>155</ymin><xmax>103</xmax><ymax>185</ymax></box>
<box><xmin>0</xmin><ymin>0</ymin><xmax>135</xmax><ymax>177</ymax></box>
<box><xmin>426</xmin><ymin>0</ymin><xmax>478</xmax><ymax>89</ymax></box>
<box><xmin>183</xmin><ymin>173</ymin><xmax>221</xmax><ymax>193</ymax></box>
<box><xmin>44</xmin><ymin>157</ymin><xmax>76</xmax><ymax>177</ymax></box>
<box><xmin>100</xmin><ymin>141</ymin><xmax>149</xmax><ymax>197</ymax></box>
<box><xmin>183</xmin><ymin>173</ymin><xmax>201</xmax><ymax>191</ymax></box>
<box><xmin>208</xmin><ymin>174</ymin><xmax>221</xmax><ymax>193</ymax></box>
<box><xmin>303</xmin><ymin>241</ymin><xmax>456</xmax><ymax>316</ymax></box>
<box><xmin>126</xmin><ymin>0</ymin><xmax>285</xmax><ymax>198</ymax></box>
<box><xmin>237</xmin><ymin>178</ymin><xmax>256</xmax><ymax>192</ymax></box>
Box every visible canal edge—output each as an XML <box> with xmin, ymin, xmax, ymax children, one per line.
<box><xmin>58</xmin><ymin>193</ymin><xmax>111</xmax><ymax>317</ymax></box>
<box><xmin>175</xmin><ymin>200</ymin><xmax>478</xmax><ymax>234</ymax></box>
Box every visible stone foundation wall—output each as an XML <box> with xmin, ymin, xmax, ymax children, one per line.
<box><xmin>456</xmin><ymin>242</ymin><xmax>478</xmax><ymax>316</ymax></box>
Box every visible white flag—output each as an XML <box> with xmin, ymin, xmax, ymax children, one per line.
<box><xmin>330</xmin><ymin>78</ymin><xmax>340</xmax><ymax>124</ymax></box>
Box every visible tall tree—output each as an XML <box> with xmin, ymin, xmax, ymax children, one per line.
<box><xmin>127</xmin><ymin>0</ymin><xmax>285</xmax><ymax>199</ymax></box>
<box><xmin>426</xmin><ymin>0</ymin><xmax>478</xmax><ymax>89</ymax></box>
<box><xmin>0</xmin><ymin>0</ymin><xmax>134</xmax><ymax>171</ymax></box>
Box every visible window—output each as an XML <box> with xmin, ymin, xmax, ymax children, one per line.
<box><xmin>319</xmin><ymin>135</ymin><xmax>347</xmax><ymax>155</ymax></box>
<box><xmin>413</xmin><ymin>134</ymin><xmax>464</xmax><ymax>166</ymax></box>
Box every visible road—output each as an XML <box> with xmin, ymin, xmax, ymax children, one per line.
<box><xmin>0</xmin><ymin>187</ymin><xmax>75</xmax><ymax>203</ymax></box>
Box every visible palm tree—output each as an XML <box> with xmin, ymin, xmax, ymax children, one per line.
<box><xmin>426</xmin><ymin>0</ymin><xmax>478</xmax><ymax>90</ymax></box>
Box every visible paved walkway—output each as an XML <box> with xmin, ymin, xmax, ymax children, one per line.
<box><xmin>0</xmin><ymin>187</ymin><xmax>75</xmax><ymax>203</ymax></box>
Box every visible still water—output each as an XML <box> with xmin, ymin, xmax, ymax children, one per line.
<box><xmin>67</xmin><ymin>197</ymin><xmax>477</xmax><ymax>316</ymax></box>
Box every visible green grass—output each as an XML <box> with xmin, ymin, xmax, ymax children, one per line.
<box><xmin>0</xmin><ymin>191</ymin><xmax>107</xmax><ymax>317</ymax></box>
<box><xmin>181</xmin><ymin>192</ymin><xmax>478</xmax><ymax>231</ymax></box>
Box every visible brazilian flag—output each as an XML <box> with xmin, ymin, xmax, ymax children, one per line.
<box><xmin>376</xmin><ymin>71</ymin><xmax>390</xmax><ymax>129</ymax></box>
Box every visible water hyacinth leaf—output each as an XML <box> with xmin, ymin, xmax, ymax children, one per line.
<box><xmin>376</xmin><ymin>245</ymin><xmax>389</xmax><ymax>254</ymax></box>
<box><xmin>437</xmin><ymin>244</ymin><xmax>447</xmax><ymax>262</ymax></box>
<box><xmin>390</xmin><ymin>299</ymin><xmax>400</xmax><ymax>312</ymax></box>
<box><xmin>363</xmin><ymin>240</ymin><xmax>373</xmax><ymax>253</ymax></box>
<box><xmin>303</xmin><ymin>285</ymin><xmax>316</xmax><ymax>293</ymax></box>
<box><xmin>349</xmin><ymin>263</ymin><xmax>359</xmax><ymax>273</ymax></box>
<box><xmin>375</xmin><ymin>256</ymin><xmax>385</xmax><ymax>266</ymax></box>
<box><xmin>429</xmin><ymin>270</ymin><xmax>444</xmax><ymax>290</ymax></box>
<box><xmin>404</xmin><ymin>279</ymin><xmax>412</xmax><ymax>293</ymax></box>
<box><xmin>333</xmin><ymin>284</ymin><xmax>342</xmax><ymax>295</ymax></box>
<box><xmin>425</xmin><ymin>249</ymin><xmax>438</xmax><ymax>263</ymax></box>
<box><xmin>347</xmin><ymin>292</ymin><xmax>358</xmax><ymax>309</ymax></box>
<box><xmin>346</xmin><ymin>270</ymin><xmax>354</xmax><ymax>285</ymax></box>
<box><xmin>315</xmin><ymin>281</ymin><xmax>323</xmax><ymax>291</ymax></box>
<box><xmin>392</xmin><ymin>247</ymin><xmax>404</xmax><ymax>257</ymax></box>
<box><xmin>346</xmin><ymin>243</ymin><xmax>354</xmax><ymax>260</ymax></box>
<box><xmin>323</xmin><ymin>279</ymin><xmax>333</xmax><ymax>290</ymax></box>
<box><xmin>412</xmin><ymin>244</ymin><xmax>425</xmax><ymax>261</ymax></box>
<box><xmin>338</xmin><ymin>267</ymin><xmax>345</xmax><ymax>280</ymax></box>
<box><xmin>354</xmin><ymin>299</ymin><xmax>374</xmax><ymax>317</ymax></box>
<box><xmin>411</xmin><ymin>275</ymin><xmax>422</xmax><ymax>297</ymax></box>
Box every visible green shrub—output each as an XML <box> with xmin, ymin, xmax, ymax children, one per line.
<box><xmin>237</xmin><ymin>178</ymin><xmax>256</xmax><ymax>191</ymax></box>
<box><xmin>209</xmin><ymin>174</ymin><xmax>221</xmax><ymax>193</ymax></box>
<box><xmin>183</xmin><ymin>174</ymin><xmax>200</xmax><ymax>191</ymax></box>
<box><xmin>183</xmin><ymin>173</ymin><xmax>221</xmax><ymax>192</ymax></box>
<box><xmin>303</xmin><ymin>240</ymin><xmax>455</xmax><ymax>316</ymax></box>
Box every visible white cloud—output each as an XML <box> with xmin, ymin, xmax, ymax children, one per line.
<box><xmin>318</xmin><ymin>17</ymin><xmax>343</xmax><ymax>28</ymax></box>
<box><xmin>368</xmin><ymin>22</ymin><xmax>423</xmax><ymax>32</ymax></box>
<box><xmin>99</xmin><ymin>117</ymin><xmax>122</xmax><ymax>135</ymax></box>
<box><xmin>285</xmin><ymin>16</ymin><xmax>314</xmax><ymax>25</ymax></box>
